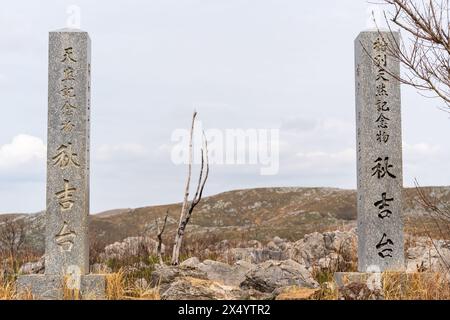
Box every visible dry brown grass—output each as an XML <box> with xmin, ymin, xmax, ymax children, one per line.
<box><xmin>0</xmin><ymin>280</ymin><xmax>16</xmax><ymax>300</ymax></box>
<box><xmin>314</xmin><ymin>282</ymin><xmax>339</xmax><ymax>300</ymax></box>
<box><xmin>383</xmin><ymin>272</ymin><xmax>450</xmax><ymax>300</ymax></box>
<box><xmin>275</xmin><ymin>287</ymin><xmax>320</xmax><ymax>300</ymax></box>
<box><xmin>0</xmin><ymin>269</ymin><xmax>160</xmax><ymax>300</ymax></box>
<box><xmin>105</xmin><ymin>269</ymin><xmax>160</xmax><ymax>300</ymax></box>
<box><xmin>314</xmin><ymin>272</ymin><xmax>450</xmax><ymax>300</ymax></box>
<box><xmin>0</xmin><ymin>279</ymin><xmax>33</xmax><ymax>300</ymax></box>
<box><xmin>106</xmin><ymin>270</ymin><xmax>127</xmax><ymax>300</ymax></box>
<box><xmin>62</xmin><ymin>276</ymin><xmax>81</xmax><ymax>300</ymax></box>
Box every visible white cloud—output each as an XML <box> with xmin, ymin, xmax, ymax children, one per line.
<box><xmin>95</xmin><ymin>143</ymin><xmax>149</xmax><ymax>162</ymax></box>
<box><xmin>281</xmin><ymin>117</ymin><xmax>318</xmax><ymax>133</ymax></box>
<box><xmin>404</xmin><ymin>142</ymin><xmax>441</xmax><ymax>157</ymax></box>
<box><xmin>0</xmin><ymin>134</ymin><xmax>46</xmax><ymax>169</ymax></box>
<box><xmin>295</xmin><ymin>148</ymin><xmax>355</xmax><ymax>170</ymax></box>
<box><xmin>281</xmin><ymin>117</ymin><xmax>352</xmax><ymax>135</ymax></box>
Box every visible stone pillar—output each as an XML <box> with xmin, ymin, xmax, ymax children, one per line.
<box><xmin>355</xmin><ymin>31</ymin><xmax>405</xmax><ymax>272</ymax></box>
<box><xmin>46</xmin><ymin>29</ymin><xmax>90</xmax><ymax>276</ymax></box>
<box><xmin>17</xmin><ymin>29</ymin><xmax>105</xmax><ymax>299</ymax></box>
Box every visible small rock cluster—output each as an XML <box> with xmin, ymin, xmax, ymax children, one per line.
<box><xmin>151</xmin><ymin>258</ymin><xmax>319</xmax><ymax>300</ymax></box>
<box><xmin>18</xmin><ymin>229</ymin><xmax>450</xmax><ymax>300</ymax></box>
<box><xmin>99</xmin><ymin>236</ymin><xmax>164</xmax><ymax>262</ymax></box>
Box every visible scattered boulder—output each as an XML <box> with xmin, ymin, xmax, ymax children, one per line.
<box><xmin>181</xmin><ymin>258</ymin><xmax>253</xmax><ymax>286</ymax></box>
<box><xmin>225</xmin><ymin>248</ymin><xmax>287</xmax><ymax>264</ymax></box>
<box><xmin>99</xmin><ymin>236</ymin><xmax>164</xmax><ymax>262</ymax></box>
<box><xmin>151</xmin><ymin>264</ymin><xmax>208</xmax><ymax>294</ymax></box>
<box><xmin>19</xmin><ymin>256</ymin><xmax>45</xmax><ymax>275</ymax></box>
<box><xmin>180</xmin><ymin>257</ymin><xmax>201</xmax><ymax>268</ymax></box>
<box><xmin>195</xmin><ymin>259</ymin><xmax>253</xmax><ymax>286</ymax></box>
<box><xmin>90</xmin><ymin>263</ymin><xmax>112</xmax><ymax>274</ymax></box>
<box><xmin>406</xmin><ymin>237</ymin><xmax>450</xmax><ymax>275</ymax></box>
<box><xmin>241</xmin><ymin>259</ymin><xmax>319</xmax><ymax>293</ymax></box>
<box><xmin>161</xmin><ymin>277</ymin><xmax>243</xmax><ymax>300</ymax></box>
<box><xmin>287</xmin><ymin>230</ymin><xmax>357</xmax><ymax>271</ymax></box>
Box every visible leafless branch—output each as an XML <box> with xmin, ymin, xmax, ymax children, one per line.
<box><xmin>155</xmin><ymin>211</ymin><xmax>169</xmax><ymax>265</ymax></box>
<box><xmin>413</xmin><ymin>179</ymin><xmax>450</xmax><ymax>275</ymax></box>
<box><xmin>379</xmin><ymin>0</ymin><xmax>450</xmax><ymax>108</ymax></box>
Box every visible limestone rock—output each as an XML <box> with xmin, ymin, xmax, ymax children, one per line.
<box><xmin>99</xmin><ymin>236</ymin><xmax>163</xmax><ymax>262</ymax></box>
<box><xmin>240</xmin><ymin>259</ymin><xmax>319</xmax><ymax>293</ymax></box>
<box><xmin>195</xmin><ymin>259</ymin><xmax>253</xmax><ymax>286</ymax></box>
<box><xmin>161</xmin><ymin>277</ymin><xmax>244</xmax><ymax>300</ymax></box>
<box><xmin>406</xmin><ymin>237</ymin><xmax>450</xmax><ymax>275</ymax></box>
<box><xmin>180</xmin><ymin>257</ymin><xmax>201</xmax><ymax>268</ymax></box>
<box><xmin>150</xmin><ymin>264</ymin><xmax>208</xmax><ymax>294</ymax></box>
<box><xmin>19</xmin><ymin>256</ymin><xmax>45</xmax><ymax>275</ymax></box>
<box><xmin>288</xmin><ymin>230</ymin><xmax>357</xmax><ymax>271</ymax></box>
<box><xmin>225</xmin><ymin>247</ymin><xmax>287</xmax><ymax>264</ymax></box>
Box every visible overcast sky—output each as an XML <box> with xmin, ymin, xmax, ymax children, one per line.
<box><xmin>0</xmin><ymin>0</ymin><xmax>449</xmax><ymax>214</ymax></box>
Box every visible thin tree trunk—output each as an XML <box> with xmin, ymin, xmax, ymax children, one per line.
<box><xmin>171</xmin><ymin>112</ymin><xmax>197</xmax><ymax>265</ymax></box>
<box><xmin>156</xmin><ymin>211</ymin><xmax>168</xmax><ymax>265</ymax></box>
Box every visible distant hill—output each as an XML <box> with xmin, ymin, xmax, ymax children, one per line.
<box><xmin>2</xmin><ymin>186</ymin><xmax>449</xmax><ymax>253</ymax></box>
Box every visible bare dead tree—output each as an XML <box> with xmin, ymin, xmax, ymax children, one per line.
<box><xmin>0</xmin><ymin>217</ymin><xmax>26</xmax><ymax>269</ymax></box>
<box><xmin>171</xmin><ymin>111</ymin><xmax>209</xmax><ymax>265</ymax></box>
<box><xmin>379</xmin><ymin>0</ymin><xmax>450</xmax><ymax>107</ymax></box>
<box><xmin>155</xmin><ymin>211</ymin><xmax>169</xmax><ymax>264</ymax></box>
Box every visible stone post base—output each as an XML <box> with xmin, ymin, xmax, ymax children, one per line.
<box><xmin>17</xmin><ymin>274</ymin><xmax>106</xmax><ymax>300</ymax></box>
<box><xmin>334</xmin><ymin>272</ymin><xmax>441</xmax><ymax>300</ymax></box>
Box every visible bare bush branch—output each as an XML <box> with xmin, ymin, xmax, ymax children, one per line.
<box><xmin>0</xmin><ymin>217</ymin><xmax>26</xmax><ymax>270</ymax></box>
<box><xmin>380</xmin><ymin>0</ymin><xmax>450</xmax><ymax>107</ymax></box>
<box><xmin>155</xmin><ymin>211</ymin><xmax>169</xmax><ymax>264</ymax></box>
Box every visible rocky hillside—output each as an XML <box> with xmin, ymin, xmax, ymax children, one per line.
<box><xmin>2</xmin><ymin>186</ymin><xmax>450</xmax><ymax>253</ymax></box>
<box><xmin>18</xmin><ymin>228</ymin><xmax>450</xmax><ymax>300</ymax></box>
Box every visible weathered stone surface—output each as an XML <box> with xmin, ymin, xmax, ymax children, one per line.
<box><xmin>192</xmin><ymin>259</ymin><xmax>253</xmax><ymax>287</ymax></box>
<box><xmin>19</xmin><ymin>256</ymin><xmax>45</xmax><ymax>275</ymax></box>
<box><xmin>288</xmin><ymin>230</ymin><xmax>357</xmax><ymax>270</ymax></box>
<box><xmin>46</xmin><ymin>29</ymin><xmax>91</xmax><ymax>275</ymax></box>
<box><xmin>240</xmin><ymin>260</ymin><xmax>319</xmax><ymax>293</ymax></box>
<box><xmin>99</xmin><ymin>236</ymin><xmax>162</xmax><ymax>262</ymax></box>
<box><xmin>17</xmin><ymin>274</ymin><xmax>105</xmax><ymax>300</ymax></box>
<box><xmin>150</xmin><ymin>264</ymin><xmax>208</xmax><ymax>294</ymax></box>
<box><xmin>406</xmin><ymin>237</ymin><xmax>450</xmax><ymax>275</ymax></box>
<box><xmin>161</xmin><ymin>277</ymin><xmax>243</xmax><ymax>300</ymax></box>
<box><xmin>225</xmin><ymin>247</ymin><xmax>287</xmax><ymax>264</ymax></box>
<box><xmin>355</xmin><ymin>31</ymin><xmax>404</xmax><ymax>272</ymax></box>
<box><xmin>180</xmin><ymin>257</ymin><xmax>201</xmax><ymax>268</ymax></box>
<box><xmin>17</xmin><ymin>29</ymin><xmax>105</xmax><ymax>299</ymax></box>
